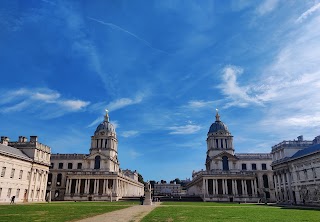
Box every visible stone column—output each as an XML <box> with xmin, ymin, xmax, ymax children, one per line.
<box><xmin>234</xmin><ymin>180</ymin><xmax>238</xmax><ymax>195</ymax></box>
<box><xmin>66</xmin><ymin>179</ymin><xmax>70</xmax><ymax>194</ymax></box>
<box><xmin>241</xmin><ymin>180</ymin><xmax>245</xmax><ymax>196</ymax></box>
<box><xmin>286</xmin><ymin>172</ymin><xmax>294</xmax><ymax>203</ymax></box>
<box><xmin>222</xmin><ymin>179</ymin><xmax>226</xmax><ymax>194</ymax></box>
<box><xmin>212</xmin><ymin>179</ymin><xmax>216</xmax><ymax>195</ymax></box>
<box><xmin>251</xmin><ymin>180</ymin><xmax>254</xmax><ymax>196</ymax></box>
<box><xmin>215</xmin><ymin>180</ymin><xmax>218</xmax><ymax>194</ymax></box>
<box><xmin>75</xmin><ymin>179</ymin><xmax>79</xmax><ymax>194</ymax></box>
<box><xmin>31</xmin><ymin>169</ymin><xmax>38</xmax><ymax>200</ymax></box>
<box><xmin>202</xmin><ymin>178</ymin><xmax>205</xmax><ymax>197</ymax></box>
<box><xmin>224</xmin><ymin>180</ymin><xmax>228</xmax><ymax>195</ymax></box>
<box><xmin>253</xmin><ymin>179</ymin><xmax>257</xmax><ymax>195</ymax></box>
<box><xmin>282</xmin><ymin>173</ymin><xmax>287</xmax><ymax>201</ymax></box>
<box><xmin>78</xmin><ymin>179</ymin><xmax>82</xmax><ymax>194</ymax></box>
<box><xmin>84</xmin><ymin>179</ymin><xmax>87</xmax><ymax>194</ymax></box>
<box><xmin>232</xmin><ymin>180</ymin><xmax>236</xmax><ymax>195</ymax></box>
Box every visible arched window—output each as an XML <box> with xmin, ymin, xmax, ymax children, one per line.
<box><xmin>222</xmin><ymin>156</ymin><xmax>229</xmax><ymax>171</ymax></box>
<box><xmin>263</xmin><ymin>174</ymin><xmax>269</xmax><ymax>188</ymax></box>
<box><xmin>47</xmin><ymin>173</ymin><xmax>52</xmax><ymax>186</ymax></box>
<box><xmin>94</xmin><ymin>156</ymin><xmax>101</xmax><ymax>169</ymax></box>
<box><xmin>57</xmin><ymin>173</ymin><xmax>62</xmax><ymax>186</ymax></box>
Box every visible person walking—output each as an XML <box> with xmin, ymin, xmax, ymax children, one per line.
<box><xmin>139</xmin><ymin>196</ymin><xmax>145</xmax><ymax>205</ymax></box>
<box><xmin>10</xmin><ymin>196</ymin><xmax>15</xmax><ymax>204</ymax></box>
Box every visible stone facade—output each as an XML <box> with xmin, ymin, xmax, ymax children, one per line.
<box><xmin>47</xmin><ymin>111</ymin><xmax>144</xmax><ymax>201</ymax></box>
<box><xmin>271</xmin><ymin>135</ymin><xmax>320</xmax><ymax>206</ymax></box>
<box><xmin>0</xmin><ymin>136</ymin><xmax>51</xmax><ymax>203</ymax></box>
<box><xmin>154</xmin><ymin>183</ymin><xmax>182</xmax><ymax>196</ymax></box>
<box><xmin>187</xmin><ymin>111</ymin><xmax>275</xmax><ymax>202</ymax></box>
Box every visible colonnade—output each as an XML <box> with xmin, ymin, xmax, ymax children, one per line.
<box><xmin>207</xmin><ymin>138</ymin><xmax>233</xmax><ymax>149</ymax></box>
<box><xmin>273</xmin><ymin>171</ymin><xmax>294</xmax><ymax>202</ymax></box>
<box><xmin>65</xmin><ymin>178</ymin><xmax>142</xmax><ymax>197</ymax></box>
<box><xmin>203</xmin><ymin>178</ymin><xmax>258</xmax><ymax>197</ymax></box>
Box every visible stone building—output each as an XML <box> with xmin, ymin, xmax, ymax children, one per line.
<box><xmin>0</xmin><ymin>136</ymin><xmax>51</xmax><ymax>203</ymax></box>
<box><xmin>47</xmin><ymin>111</ymin><xmax>144</xmax><ymax>201</ymax></box>
<box><xmin>271</xmin><ymin>135</ymin><xmax>320</xmax><ymax>206</ymax></box>
<box><xmin>154</xmin><ymin>183</ymin><xmax>182</xmax><ymax>196</ymax></box>
<box><xmin>187</xmin><ymin>111</ymin><xmax>275</xmax><ymax>202</ymax></box>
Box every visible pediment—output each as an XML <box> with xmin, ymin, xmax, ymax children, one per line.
<box><xmin>85</xmin><ymin>151</ymin><xmax>109</xmax><ymax>160</ymax></box>
<box><xmin>211</xmin><ymin>151</ymin><xmax>238</xmax><ymax>160</ymax></box>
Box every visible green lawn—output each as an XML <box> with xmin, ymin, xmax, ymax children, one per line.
<box><xmin>142</xmin><ymin>202</ymin><xmax>320</xmax><ymax>222</ymax></box>
<box><xmin>0</xmin><ymin>201</ymin><xmax>138</xmax><ymax>222</ymax></box>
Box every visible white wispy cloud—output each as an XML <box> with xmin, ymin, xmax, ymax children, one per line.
<box><xmin>107</xmin><ymin>95</ymin><xmax>144</xmax><ymax>111</ymax></box>
<box><xmin>0</xmin><ymin>88</ymin><xmax>90</xmax><ymax>118</ymax></box>
<box><xmin>256</xmin><ymin>0</ymin><xmax>279</xmax><ymax>16</ymax></box>
<box><xmin>187</xmin><ymin>100</ymin><xmax>215</xmax><ymax>109</ymax></box>
<box><xmin>89</xmin><ymin>92</ymin><xmax>146</xmax><ymax>113</ymax></box>
<box><xmin>127</xmin><ymin>149</ymin><xmax>143</xmax><ymax>159</ymax></box>
<box><xmin>87</xmin><ymin>93</ymin><xmax>145</xmax><ymax>128</ymax></box>
<box><xmin>219</xmin><ymin>11</ymin><xmax>320</xmax><ymax>135</ymax></box>
<box><xmin>219</xmin><ymin>65</ymin><xmax>263</xmax><ymax>108</ymax></box>
<box><xmin>87</xmin><ymin>16</ymin><xmax>167</xmax><ymax>54</ymax></box>
<box><xmin>121</xmin><ymin>130</ymin><xmax>139</xmax><ymax>138</ymax></box>
<box><xmin>296</xmin><ymin>2</ymin><xmax>320</xmax><ymax>23</ymax></box>
<box><xmin>168</xmin><ymin>124</ymin><xmax>201</xmax><ymax>135</ymax></box>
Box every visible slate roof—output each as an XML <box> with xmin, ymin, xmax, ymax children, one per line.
<box><xmin>236</xmin><ymin>153</ymin><xmax>272</xmax><ymax>159</ymax></box>
<box><xmin>0</xmin><ymin>144</ymin><xmax>32</xmax><ymax>161</ymax></box>
<box><xmin>291</xmin><ymin>143</ymin><xmax>320</xmax><ymax>159</ymax></box>
<box><xmin>208</xmin><ymin>120</ymin><xmax>229</xmax><ymax>134</ymax></box>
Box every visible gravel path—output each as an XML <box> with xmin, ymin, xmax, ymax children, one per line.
<box><xmin>76</xmin><ymin>203</ymin><xmax>160</xmax><ymax>222</ymax></box>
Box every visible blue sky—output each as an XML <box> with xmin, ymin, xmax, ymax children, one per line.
<box><xmin>1</xmin><ymin>0</ymin><xmax>320</xmax><ymax>182</ymax></box>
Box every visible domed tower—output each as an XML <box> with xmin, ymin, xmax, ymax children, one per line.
<box><xmin>206</xmin><ymin>110</ymin><xmax>234</xmax><ymax>159</ymax></box>
<box><xmin>90</xmin><ymin>110</ymin><xmax>119</xmax><ymax>172</ymax></box>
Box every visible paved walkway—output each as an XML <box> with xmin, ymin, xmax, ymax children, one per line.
<box><xmin>77</xmin><ymin>203</ymin><xmax>160</xmax><ymax>222</ymax></box>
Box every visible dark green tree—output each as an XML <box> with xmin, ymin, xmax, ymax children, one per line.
<box><xmin>138</xmin><ymin>173</ymin><xmax>144</xmax><ymax>183</ymax></box>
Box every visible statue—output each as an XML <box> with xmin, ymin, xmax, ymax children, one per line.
<box><xmin>143</xmin><ymin>181</ymin><xmax>152</xmax><ymax>205</ymax></box>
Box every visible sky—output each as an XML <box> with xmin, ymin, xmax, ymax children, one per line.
<box><xmin>1</xmin><ymin>0</ymin><xmax>320</xmax><ymax>182</ymax></box>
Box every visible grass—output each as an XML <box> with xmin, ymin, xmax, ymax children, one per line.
<box><xmin>142</xmin><ymin>202</ymin><xmax>320</xmax><ymax>222</ymax></box>
<box><xmin>0</xmin><ymin>201</ymin><xmax>138</xmax><ymax>222</ymax></box>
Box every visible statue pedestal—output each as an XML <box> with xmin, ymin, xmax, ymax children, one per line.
<box><xmin>144</xmin><ymin>191</ymin><xmax>152</xmax><ymax>205</ymax></box>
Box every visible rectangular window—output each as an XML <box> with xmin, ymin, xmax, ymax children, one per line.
<box><xmin>16</xmin><ymin>188</ymin><xmax>20</xmax><ymax>197</ymax></box>
<box><xmin>68</xmin><ymin>163</ymin><xmax>73</xmax><ymax>169</ymax></box>
<box><xmin>0</xmin><ymin>188</ymin><xmax>2</xmax><ymax>197</ymax></box>
<box><xmin>242</xmin><ymin>164</ymin><xmax>247</xmax><ymax>170</ymax></box>
<box><xmin>312</xmin><ymin>168</ymin><xmax>317</xmax><ymax>178</ymax></box>
<box><xmin>304</xmin><ymin>170</ymin><xmax>308</xmax><ymax>180</ymax></box>
<box><xmin>19</xmin><ymin>170</ymin><xmax>23</xmax><ymax>179</ymax></box>
<box><xmin>77</xmin><ymin>163</ymin><xmax>82</xmax><ymax>169</ymax></box>
<box><xmin>1</xmin><ymin>167</ymin><xmax>6</xmax><ymax>177</ymax></box>
<box><xmin>252</xmin><ymin>164</ymin><xmax>257</xmax><ymax>170</ymax></box>
<box><xmin>10</xmin><ymin>169</ymin><xmax>15</xmax><ymax>178</ymax></box>
<box><xmin>50</xmin><ymin>163</ymin><xmax>54</xmax><ymax>169</ymax></box>
<box><xmin>262</xmin><ymin>164</ymin><xmax>267</xmax><ymax>170</ymax></box>
<box><xmin>7</xmin><ymin>188</ymin><xmax>11</xmax><ymax>198</ymax></box>
<box><xmin>58</xmin><ymin>163</ymin><xmax>63</xmax><ymax>169</ymax></box>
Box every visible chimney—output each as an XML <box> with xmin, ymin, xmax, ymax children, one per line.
<box><xmin>313</xmin><ymin>135</ymin><xmax>320</xmax><ymax>145</ymax></box>
<box><xmin>1</xmin><ymin>136</ymin><xmax>10</xmax><ymax>146</ymax></box>
<box><xmin>297</xmin><ymin>135</ymin><xmax>303</xmax><ymax>141</ymax></box>
<box><xmin>30</xmin><ymin>136</ymin><xmax>38</xmax><ymax>142</ymax></box>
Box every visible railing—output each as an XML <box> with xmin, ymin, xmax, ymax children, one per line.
<box><xmin>272</xmin><ymin>141</ymin><xmax>313</xmax><ymax>150</ymax></box>
<box><xmin>192</xmin><ymin>170</ymin><xmax>255</xmax><ymax>178</ymax></box>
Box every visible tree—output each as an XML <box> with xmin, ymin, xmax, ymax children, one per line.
<box><xmin>138</xmin><ymin>173</ymin><xmax>144</xmax><ymax>184</ymax></box>
<box><xmin>149</xmin><ymin>180</ymin><xmax>156</xmax><ymax>188</ymax></box>
<box><xmin>174</xmin><ymin>178</ymin><xmax>181</xmax><ymax>184</ymax></box>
